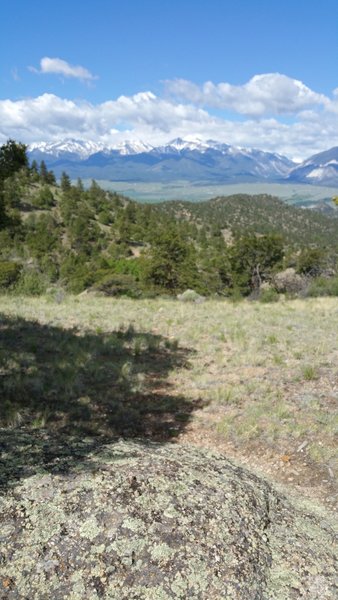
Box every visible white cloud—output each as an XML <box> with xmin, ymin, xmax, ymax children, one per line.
<box><xmin>165</xmin><ymin>73</ymin><xmax>329</xmax><ymax>116</ymax></box>
<box><xmin>1</xmin><ymin>74</ymin><xmax>338</xmax><ymax>160</ymax></box>
<box><xmin>29</xmin><ymin>57</ymin><xmax>97</xmax><ymax>81</ymax></box>
<box><xmin>0</xmin><ymin>92</ymin><xmax>213</xmax><ymax>145</ymax></box>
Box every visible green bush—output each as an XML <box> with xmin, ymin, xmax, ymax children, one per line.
<box><xmin>0</xmin><ymin>261</ymin><xmax>21</xmax><ymax>288</ymax></box>
<box><xmin>297</xmin><ymin>247</ymin><xmax>326</xmax><ymax>276</ymax></box>
<box><xmin>93</xmin><ymin>273</ymin><xmax>142</xmax><ymax>298</ymax></box>
<box><xmin>32</xmin><ymin>185</ymin><xmax>54</xmax><ymax>208</ymax></box>
<box><xmin>113</xmin><ymin>257</ymin><xmax>144</xmax><ymax>279</ymax></box>
<box><xmin>259</xmin><ymin>286</ymin><xmax>280</xmax><ymax>303</ymax></box>
<box><xmin>14</xmin><ymin>269</ymin><xmax>49</xmax><ymax>296</ymax></box>
<box><xmin>97</xmin><ymin>210</ymin><xmax>112</xmax><ymax>225</ymax></box>
<box><xmin>307</xmin><ymin>276</ymin><xmax>338</xmax><ymax>297</ymax></box>
<box><xmin>39</xmin><ymin>256</ymin><xmax>59</xmax><ymax>283</ymax></box>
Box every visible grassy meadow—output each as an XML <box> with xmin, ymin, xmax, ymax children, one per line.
<box><xmin>0</xmin><ymin>293</ymin><xmax>337</xmax><ymax>512</ymax></box>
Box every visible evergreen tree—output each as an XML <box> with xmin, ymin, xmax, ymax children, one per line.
<box><xmin>30</xmin><ymin>160</ymin><xmax>40</xmax><ymax>182</ymax></box>
<box><xmin>39</xmin><ymin>161</ymin><xmax>49</xmax><ymax>183</ymax></box>
<box><xmin>61</xmin><ymin>171</ymin><xmax>72</xmax><ymax>193</ymax></box>
<box><xmin>76</xmin><ymin>178</ymin><xmax>84</xmax><ymax>192</ymax></box>
<box><xmin>230</xmin><ymin>234</ymin><xmax>284</xmax><ymax>294</ymax></box>
<box><xmin>0</xmin><ymin>140</ymin><xmax>28</xmax><ymax>228</ymax></box>
<box><xmin>45</xmin><ymin>169</ymin><xmax>56</xmax><ymax>185</ymax></box>
<box><xmin>0</xmin><ymin>139</ymin><xmax>28</xmax><ymax>181</ymax></box>
<box><xmin>30</xmin><ymin>160</ymin><xmax>38</xmax><ymax>174</ymax></box>
<box><xmin>144</xmin><ymin>227</ymin><xmax>199</xmax><ymax>292</ymax></box>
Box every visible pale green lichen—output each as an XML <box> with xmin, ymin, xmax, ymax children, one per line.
<box><xmin>79</xmin><ymin>516</ymin><xmax>101</xmax><ymax>540</ymax></box>
<box><xmin>150</xmin><ymin>542</ymin><xmax>175</xmax><ymax>562</ymax></box>
<box><xmin>121</xmin><ymin>516</ymin><xmax>145</xmax><ymax>533</ymax></box>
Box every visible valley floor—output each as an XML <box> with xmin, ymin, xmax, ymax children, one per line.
<box><xmin>1</xmin><ymin>294</ymin><xmax>337</xmax><ymax>515</ymax></box>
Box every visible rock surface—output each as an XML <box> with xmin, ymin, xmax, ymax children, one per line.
<box><xmin>177</xmin><ymin>289</ymin><xmax>206</xmax><ymax>303</ymax></box>
<box><xmin>0</xmin><ymin>441</ymin><xmax>337</xmax><ymax>599</ymax></box>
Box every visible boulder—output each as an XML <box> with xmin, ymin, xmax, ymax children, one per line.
<box><xmin>273</xmin><ymin>268</ymin><xmax>307</xmax><ymax>295</ymax></box>
<box><xmin>0</xmin><ymin>442</ymin><xmax>336</xmax><ymax>599</ymax></box>
<box><xmin>177</xmin><ymin>289</ymin><xmax>206</xmax><ymax>303</ymax></box>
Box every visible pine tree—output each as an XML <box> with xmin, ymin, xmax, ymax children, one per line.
<box><xmin>39</xmin><ymin>160</ymin><xmax>48</xmax><ymax>183</ymax></box>
<box><xmin>0</xmin><ymin>139</ymin><xmax>28</xmax><ymax>228</ymax></box>
<box><xmin>61</xmin><ymin>172</ymin><xmax>72</xmax><ymax>193</ymax></box>
<box><xmin>144</xmin><ymin>227</ymin><xmax>199</xmax><ymax>292</ymax></box>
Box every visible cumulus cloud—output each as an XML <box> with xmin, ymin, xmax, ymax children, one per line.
<box><xmin>29</xmin><ymin>57</ymin><xmax>97</xmax><ymax>81</ymax></box>
<box><xmin>1</xmin><ymin>75</ymin><xmax>338</xmax><ymax>160</ymax></box>
<box><xmin>165</xmin><ymin>73</ymin><xmax>329</xmax><ymax>116</ymax></box>
<box><xmin>0</xmin><ymin>92</ymin><xmax>213</xmax><ymax>145</ymax></box>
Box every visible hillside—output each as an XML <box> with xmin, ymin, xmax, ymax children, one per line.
<box><xmin>1</xmin><ymin>141</ymin><xmax>338</xmax><ymax>299</ymax></box>
<box><xmin>154</xmin><ymin>193</ymin><xmax>338</xmax><ymax>246</ymax></box>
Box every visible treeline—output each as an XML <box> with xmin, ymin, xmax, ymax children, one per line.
<box><xmin>0</xmin><ymin>140</ymin><xmax>337</xmax><ymax>300</ymax></box>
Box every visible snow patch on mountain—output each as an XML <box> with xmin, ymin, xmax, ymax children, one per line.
<box><xmin>29</xmin><ymin>139</ymin><xmax>108</xmax><ymax>159</ymax></box>
<box><xmin>306</xmin><ymin>167</ymin><xmax>338</xmax><ymax>180</ymax></box>
<box><xmin>287</xmin><ymin>147</ymin><xmax>338</xmax><ymax>185</ymax></box>
<box><xmin>113</xmin><ymin>140</ymin><xmax>154</xmax><ymax>155</ymax></box>
<box><xmin>28</xmin><ymin>137</ymin><xmax>338</xmax><ymax>186</ymax></box>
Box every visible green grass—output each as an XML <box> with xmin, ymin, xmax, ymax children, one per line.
<box><xmin>302</xmin><ymin>365</ymin><xmax>319</xmax><ymax>381</ymax></box>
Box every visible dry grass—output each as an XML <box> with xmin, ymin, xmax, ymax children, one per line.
<box><xmin>1</xmin><ymin>293</ymin><xmax>337</xmax><ymax>510</ymax></box>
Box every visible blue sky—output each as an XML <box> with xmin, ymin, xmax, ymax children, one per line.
<box><xmin>1</xmin><ymin>0</ymin><xmax>338</xmax><ymax>159</ymax></box>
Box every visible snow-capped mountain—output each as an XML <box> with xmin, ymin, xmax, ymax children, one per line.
<box><xmin>151</xmin><ymin>137</ymin><xmax>217</xmax><ymax>154</ymax></box>
<box><xmin>287</xmin><ymin>147</ymin><xmax>338</xmax><ymax>186</ymax></box>
<box><xmin>27</xmin><ymin>137</ymin><xmax>338</xmax><ymax>185</ymax></box>
<box><xmin>112</xmin><ymin>140</ymin><xmax>154</xmax><ymax>155</ymax></box>
<box><xmin>29</xmin><ymin>139</ymin><xmax>109</xmax><ymax>160</ymax></box>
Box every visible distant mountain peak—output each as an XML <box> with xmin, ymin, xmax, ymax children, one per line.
<box><xmin>29</xmin><ymin>139</ymin><xmax>108</xmax><ymax>159</ymax></box>
<box><xmin>113</xmin><ymin>140</ymin><xmax>154</xmax><ymax>155</ymax></box>
<box><xmin>27</xmin><ymin>139</ymin><xmax>338</xmax><ymax>187</ymax></box>
<box><xmin>287</xmin><ymin>147</ymin><xmax>338</xmax><ymax>186</ymax></box>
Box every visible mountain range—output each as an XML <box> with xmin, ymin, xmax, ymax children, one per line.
<box><xmin>28</xmin><ymin>138</ymin><xmax>338</xmax><ymax>187</ymax></box>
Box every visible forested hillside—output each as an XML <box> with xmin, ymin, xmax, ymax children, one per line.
<box><xmin>1</xmin><ymin>140</ymin><xmax>338</xmax><ymax>299</ymax></box>
<box><xmin>154</xmin><ymin>194</ymin><xmax>338</xmax><ymax>246</ymax></box>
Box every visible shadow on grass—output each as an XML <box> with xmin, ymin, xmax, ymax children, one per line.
<box><xmin>0</xmin><ymin>313</ymin><xmax>205</xmax><ymax>490</ymax></box>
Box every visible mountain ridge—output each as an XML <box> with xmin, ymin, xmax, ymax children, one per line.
<box><xmin>287</xmin><ymin>146</ymin><xmax>338</xmax><ymax>186</ymax></box>
<box><xmin>28</xmin><ymin>138</ymin><xmax>338</xmax><ymax>186</ymax></box>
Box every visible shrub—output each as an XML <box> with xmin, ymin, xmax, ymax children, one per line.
<box><xmin>307</xmin><ymin>276</ymin><xmax>338</xmax><ymax>297</ymax></box>
<box><xmin>32</xmin><ymin>186</ymin><xmax>54</xmax><ymax>208</ymax></box>
<box><xmin>0</xmin><ymin>261</ymin><xmax>21</xmax><ymax>288</ymax></box>
<box><xmin>113</xmin><ymin>257</ymin><xmax>144</xmax><ymax>279</ymax></box>
<box><xmin>14</xmin><ymin>268</ymin><xmax>48</xmax><ymax>295</ymax></box>
<box><xmin>258</xmin><ymin>286</ymin><xmax>279</xmax><ymax>303</ymax></box>
<box><xmin>60</xmin><ymin>255</ymin><xmax>95</xmax><ymax>294</ymax></box>
<box><xmin>97</xmin><ymin>210</ymin><xmax>112</xmax><ymax>225</ymax></box>
<box><xmin>93</xmin><ymin>273</ymin><xmax>142</xmax><ymax>298</ymax></box>
<box><xmin>297</xmin><ymin>247</ymin><xmax>326</xmax><ymax>276</ymax></box>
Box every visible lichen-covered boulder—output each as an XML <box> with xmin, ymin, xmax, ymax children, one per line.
<box><xmin>0</xmin><ymin>441</ymin><xmax>337</xmax><ymax>599</ymax></box>
<box><xmin>273</xmin><ymin>268</ymin><xmax>307</xmax><ymax>295</ymax></box>
<box><xmin>177</xmin><ymin>289</ymin><xmax>206</xmax><ymax>303</ymax></box>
